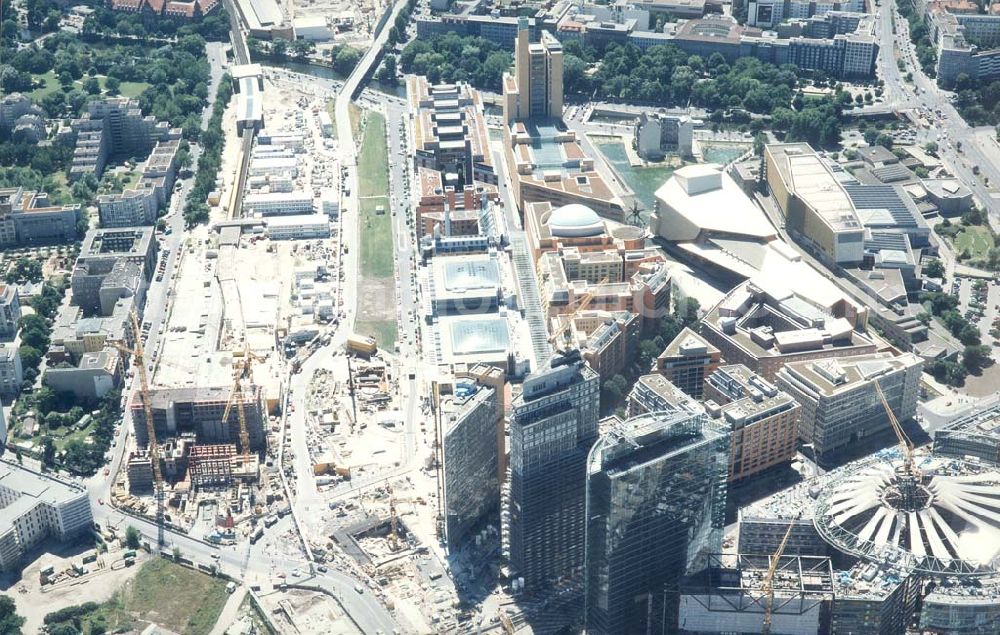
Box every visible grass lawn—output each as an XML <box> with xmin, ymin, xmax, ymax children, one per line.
<box><xmin>325</xmin><ymin>100</ymin><xmax>337</xmax><ymax>140</ymax></box>
<box><xmin>72</xmin><ymin>558</ymin><xmax>230</xmax><ymax>635</ymax></box>
<box><xmin>49</xmin><ymin>420</ymin><xmax>96</xmax><ymax>452</ymax></box>
<box><xmin>953</xmin><ymin>225</ymin><xmax>995</xmax><ymax>260</ymax></box>
<box><xmin>357</xmin><ymin>111</ymin><xmax>394</xmax><ymax>278</ymax></box>
<box><xmin>356</xmin><ymin>319</ymin><xmax>398</xmax><ymax>351</ymax></box>
<box><xmin>117</xmin><ymin>80</ymin><xmax>151</xmax><ymax>98</ymax></box>
<box><xmin>28</xmin><ymin>70</ymin><xmax>62</xmax><ymax>100</ymax></box>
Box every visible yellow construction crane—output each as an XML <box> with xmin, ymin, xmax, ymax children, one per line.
<box><xmin>547</xmin><ymin>278</ymin><xmax>608</xmax><ymax>353</ymax></box>
<box><xmin>761</xmin><ymin>520</ymin><xmax>796</xmax><ymax>635</ymax></box>
<box><xmin>499</xmin><ymin>610</ymin><xmax>515</xmax><ymax>635</ymax></box>
<box><xmin>874</xmin><ymin>379</ymin><xmax>917</xmax><ymax>476</ymax></box>
<box><xmin>222</xmin><ymin>343</ymin><xmax>265</xmax><ymax>463</ymax></box>
<box><xmin>111</xmin><ymin>310</ymin><xmax>166</xmax><ymax>548</ymax></box>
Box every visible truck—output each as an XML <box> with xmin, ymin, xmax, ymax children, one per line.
<box><xmin>345</xmin><ymin>334</ymin><xmax>377</xmax><ymax>356</ymax></box>
<box><xmin>263</xmin><ymin>515</ymin><xmax>279</xmax><ymax>528</ymax></box>
<box><xmin>250</xmin><ymin>528</ymin><xmax>264</xmax><ymax>544</ymax></box>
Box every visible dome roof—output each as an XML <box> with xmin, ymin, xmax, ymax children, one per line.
<box><xmin>547</xmin><ymin>204</ymin><xmax>604</xmax><ymax>238</ymax></box>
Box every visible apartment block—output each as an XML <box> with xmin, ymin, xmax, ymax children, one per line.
<box><xmin>71</xmin><ymin>227</ymin><xmax>156</xmax><ymax>316</ymax></box>
<box><xmin>0</xmin><ymin>187</ymin><xmax>81</xmax><ymax>248</ymax></box>
<box><xmin>0</xmin><ymin>284</ymin><xmax>22</xmax><ymax>340</ymax></box>
<box><xmin>0</xmin><ymin>343</ymin><xmax>23</xmax><ymax>399</ymax></box>
<box><xmin>655</xmin><ymin>327</ymin><xmax>720</xmax><ymax>399</ymax></box>
<box><xmin>704</xmin><ymin>364</ymin><xmax>800</xmax><ymax>482</ymax></box>
<box><xmin>626</xmin><ymin>373</ymin><xmax>703</xmax><ymax>418</ymax></box>
<box><xmin>0</xmin><ymin>460</ymin><xmax>93</xmax><ymax>572</ymax></box>
<box><xmin>571</xmin><ymin>310</ymin><xmax>639</xmax><ymax>383</ymax></box>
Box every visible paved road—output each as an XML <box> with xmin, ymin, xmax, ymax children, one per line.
<box><xmin>877</xmin><ymin>0</ymin><xmax>1000</xmax><ymax>224</ymax></box>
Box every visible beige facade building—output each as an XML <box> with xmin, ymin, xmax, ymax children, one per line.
<box><xmin>704</xmin><ymin>364</ymin><xmax>800</xmax><ymax>482</ymax></box>
<box><xmin>776</xmin><ymin>351</ymin><xmax>922</xmax><ymax>463</ymax></box>
<box><xmin>503</xmin><ymin>18</ymin><xmax>563</xmax><ymax>124</ymax></box>
<box><xmin>764</xmin><ymin>143</ymin><xmax>865</xmax><ymax>265</ymax></box>
<box><xmin>655</xmin><ymin>327</ymin><xmax>721</xmax><ymax>399</ymax></box>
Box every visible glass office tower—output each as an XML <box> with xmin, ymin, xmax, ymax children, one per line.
<box><xmin>585</xmin><ymin>411</ymin><xmax>729</xmax><ymax>635</ymax></box>
<box><xmin>507</xmin><ymin>351</ymin><xmax>600</xmax><ymax>591</ymax></box>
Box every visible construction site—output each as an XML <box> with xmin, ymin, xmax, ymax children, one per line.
<box><xmin>108</xmin><ymin>68</ymin><xmax>348</xmax><ymax>546</ymax></box>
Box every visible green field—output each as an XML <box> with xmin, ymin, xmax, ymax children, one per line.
<box><xmin>27</xmin><ymin>70</ymin><xmax>62</xmax><ymax>100</ymax></box>
<box><xmin>27</xmin><ymin>72</ymin><xmax>149</xmax><ymax>102</ymax></box>
<box><xmin>357</xmin><ymin>111</ymin><xmax>393</xmax><ymax>278</ymax></box>
<box><xmin>356</xmin><ymin>319</ymin><xmax>398</xmax><ymax>351</ymax></box>
<box><xmin>47</xmin><ymin>558</ymin><xmax>230</xmax><ymax>635</ymax></box>
<box><xmin>117</xmin><ymin>80</ymin><xmax>150</xmax><ymax>98</ymax></box>
<box><xmin>954</xmin><ymin>225</ymin><xmax>995</xmax><ymax>260</ymax></box>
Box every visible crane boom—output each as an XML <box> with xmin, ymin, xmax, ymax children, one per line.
<box><xmin>874</xmin><ymin>379</ymin><xmax>915</xmax><ymax>471</ymax></box>
<box><xmin>761</xmin><ymin>521</ymin><xmax>796</xmax><ymax>635</ymax></box>
<box><xmin>547</xmin><ymin>278</ymin><xmax>608</xmax><ymax>352</ymax></box>
<box><xmin>113</xmin><ymin>310</ymin><xmax>166</xmax><ymax>548</ymax></box>
<box><xmin>222</xmin><ymin>345</ymin><xmax>263</xmax><ymax>462</ymax></box>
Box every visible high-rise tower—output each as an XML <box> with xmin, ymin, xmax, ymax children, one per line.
<box><xmin>506</xmin><ymin>351</ymin><xmax>599</xmax><ymax>590</ymax></box>
<box><xmin>502</xmin><ymin>18</ymin><xmax>564</xmax><ymax>123</ymax></box>
<box><xmin>585</xmin><ymin>411</ymin><xmax>729</xmax><ymax>635</ymax></box>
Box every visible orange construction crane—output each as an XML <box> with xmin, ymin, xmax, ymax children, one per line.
<box><xmin>761</xmin><ymin>520</ymin><xmax>796</xmax><ymax>635</ymax></box>
<box><xmin>547</xmin><ymin>278</ymin><xmax>608</xmax><ymax>353</ymax></box>
<box><xmin>222</xmin><ymin>344</ymin><xmax>264</xmax><ymax>463</ymax></box>
<box><xmin>111</xmin><ymin>310</ymin><xmax>166</xmax><ymax>548</ymax></box>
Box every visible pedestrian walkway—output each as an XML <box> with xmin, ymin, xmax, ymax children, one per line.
<box><xmin>208</xmin><ymin>585</ymin><xmax>247</xmax><ymax>635</ymax></box>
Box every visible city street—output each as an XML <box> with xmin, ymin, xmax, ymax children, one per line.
<box><xmin>877</xmin><ymin>0</ymin><xmax>1000</xmax><ymax>225</ymax></box>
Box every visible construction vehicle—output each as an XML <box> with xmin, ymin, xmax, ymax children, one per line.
<box><xmin>112</xmin><ymin>310</ymin><xmax>166</xmax><ymax>548</ymax></box>
<box><xmin>547</xmin><ymin>278</ymin><xmax>608</xmax><ymax>353</ymax></box>
<box><xmin>761</xmin><ymin>520</ymin><xmax>796</xmax><ymax>635</ymax></box>
<box><xmin>222</xmin><ymin>343</ymin><xmax>264</xmax><ymax>465</ymax></box>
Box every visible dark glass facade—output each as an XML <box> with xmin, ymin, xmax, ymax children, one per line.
<box><xmin>507</xmin><ymin>357</ymin><xmax>600</xmax><ymax>591</ymax></box>
<box><xmin>585</xmin><ymin>412</ymin><xmax>729</xmax><ymax>635</ymax></box>
<box><xmin>443</xmin><ymin>383</ymin><xmax>500</xmax><ymax>550</ymax></box>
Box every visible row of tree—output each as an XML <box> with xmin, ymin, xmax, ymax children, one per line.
<box><xmin>184</xmin><ymin>75</ymin><xmax>232</xmax><ymax>225</ymax></box>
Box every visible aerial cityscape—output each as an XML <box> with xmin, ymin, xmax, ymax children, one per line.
<box><xmin>1</xmin><ymin>0</ymin><xmax>1000</xmax><ymax>632</ymax></box>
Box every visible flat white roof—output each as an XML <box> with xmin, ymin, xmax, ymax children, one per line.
<box><xmin>770</xmin><ymin>145</ymin><xmax>862</xmax><ymax>235</ymax></box>
<box><xmin>265</xmin><ymin>214</ymin><xmax>329</xmax><ymax>227</ymax></box>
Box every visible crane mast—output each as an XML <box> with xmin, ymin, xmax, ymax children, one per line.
<box><xmin>547</xmin><ymin>278</ymin><xmax>608</xmax><ymax>353</ymax></box>
<box><xmin>113</xmin><ymin>310</ymin><xmax>166</xmax><ymax>548</ymax></box>
<box><xmin>222</xmin><ymin>345</ymin><xmax>263</xmax><ymax>463</ymax></box>
<box><xmin>761</xmin><ymin>520</ymin><xmax>796</xmax><ymax>635</ymax></box>
<box><xmin>874</xmin><ymin>379</ymin><xmax>924</xmax><ymax>510</ymax></box>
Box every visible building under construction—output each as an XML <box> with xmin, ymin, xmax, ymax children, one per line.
<box><xmin>130</xmin><ymin>385</ymin><xmax>268</xmax><ymax>452</ymax></box>
<box><xmin>679</xmin><ymin>554</ymin><xmax>835</xmax><ymax>635</ymax></box>
<box><xmin>188</xmin><ymin>444</ymin><xmax>260</xmax><ymax>489</ymax></box>
<box><xmin>724</xmin><ymin>449</ymin><xmax>1000</xmax><ymax>635</ymax></box>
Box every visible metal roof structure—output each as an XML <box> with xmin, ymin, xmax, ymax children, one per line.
<box><xmin>813</xmin><ymin>452</ymin><xmax>1000</xmax><ymax>577</ymax></box>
